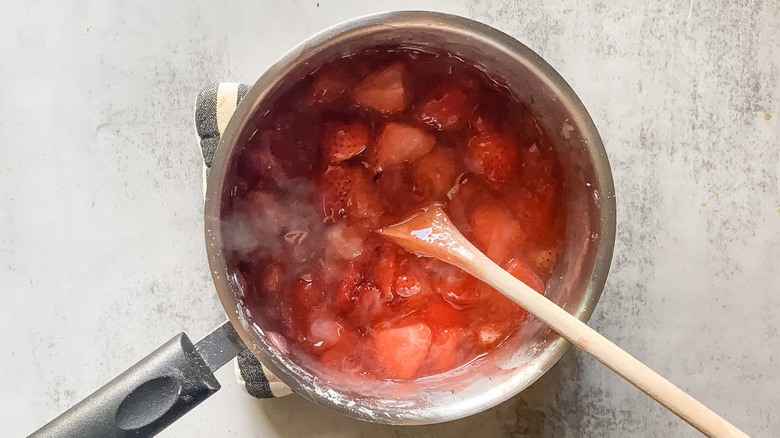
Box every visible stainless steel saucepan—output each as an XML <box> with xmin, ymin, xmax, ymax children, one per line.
<box><xmin>30</xmin><ymin>11</ymin><xmax>615</xmax><ymax>437</ymax></box>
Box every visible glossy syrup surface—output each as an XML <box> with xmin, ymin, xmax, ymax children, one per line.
<box><xmin>222</xmin><ymin>46</ymin><xmax>566</xmax><ymax>381</ymax></box>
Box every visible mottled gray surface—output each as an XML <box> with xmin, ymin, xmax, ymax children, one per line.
<box><xmin>1</xmin><ymin>1</ymin><xmax>778</xmax><ymax>437</ymax></box>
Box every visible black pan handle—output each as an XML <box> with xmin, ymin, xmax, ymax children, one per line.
<box><xmin>29</xmin><ymin>322</ymin><xmax>246</xmax><ymax>438</ymax></box>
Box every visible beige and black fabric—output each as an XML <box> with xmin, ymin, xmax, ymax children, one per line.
<box><xmin>194</xmin><ymin>83</ymin><xmax>293</xmax><ymax>398</ymax></box>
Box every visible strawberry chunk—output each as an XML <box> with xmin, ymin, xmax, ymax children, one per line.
<box><xmin>373</xmin><ymin>322</ymin><xmax>433</xmax><ymax>379</ymax></box>
<box><xmin>428</xmin><ymin>328</ymin><xmax>462</xmax><ymax>371</ymax></box>
<box><xmin>345</xmin><ymin>167</ymin><xmax>385</xmax><ymax>224</ymax></box>
<box><xmin>466</xmin><ymin>130</ymin><xmax>519</xmax><ymax>189</ymax></box>
<box><xmin>505</xmin><ymin>257</ymin><xmax>546</xmax><ymax>294</ymax></box>
<box><xmin>345</xmin><ymin>281</ymin><xmax>383</xmax><ymax>328</ymax></box>
<box><xmin>308</xmin><ymin>64</ymin><xmax>348</xmax><ymax>105</ymax></box>
<box><xmin>469</xmin><ymin>200</ymin><xmax>525</xmax><ymax>264</ymax></box>
<box><xmin>470</xmin><ymin>199</ymin><xmax>525</xmax><ymax>265</ymax></box>
<box><xmin>434</xmin><ymin>265</ymin><xmax>483</xmax><ymax>307</ymax></box>
<box><xmin>309</xmin><ymin>317</ymin><xmax>343</xmax><ymax>350</ymax></box>
<box><xmin>352</xmin><ymin>62</ymin><xmax>410</xmax><ymax>114</ymax></box>
<box><xmin>414</xmin><ymin>85</ymin><xmax>471</xmax><ymax>130</ymax></box>
<box><xmin>316</xmin><ymin>165</ymin><xmax>351</xmax><ymax>222</ymax></box>
<box><xmin>324</xmin><ymin>224</ymin><xmax>364</xmax><ymax>261</ymax></box>
<box><xmin>531</xmin><ymin>246</ymin><xmax>559</xmax><ymax>275</ymax></box>
<box><xmin>321</xmin><ymin>121</ymin><xmax>369</xmax><ymax>164</ymax></box>
<box><xmin>413</xmin><ymin>147</ymin><xmax>458</xmax><ymax>200</ymax></box>
<box><xmin>334</xmin><ymin>261</ymin><xmax>384</xmax><ymax>328</ymax></box>
<box><xmin>372</xmin><ymin>122</ymin><xmax>436</xmax><ymax>171</ymax></box>
<box><xmin>395</xmin><ymin>272</ymin><xmax>425</xmax><ymax>298</ymax></box>
<box><xmin>477</xmin><ymin>323</ymin><xmax>505</xmax><ymax>347</ymax></box>
<box><xmin>509</xmin><ymin>142</ymin><xmax>563</xmax><ymax>245</ymax></box>
<box><xmin>393</xmin><ymin>263</ymin><xmax>434</xmax><ymax>315</ymax></box>
<box><xmin>508</xmin><ymin>185</ymin><xmax>558</xmax><ymax>243</ymax></box>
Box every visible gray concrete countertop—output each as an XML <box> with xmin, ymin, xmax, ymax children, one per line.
<box><xmin>2</xmin><ymin>1</ymin><xmax>778</xmax><ymax>437</ymax></box>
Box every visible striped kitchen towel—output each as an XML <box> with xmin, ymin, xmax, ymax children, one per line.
<box><xmin>194</xmin><ymin>83</ymin><xmax>293</xmax><ymax>399</ymax></box>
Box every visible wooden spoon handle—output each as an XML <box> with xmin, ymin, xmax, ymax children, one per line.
<box><xmin>473</xmin><ymin>255</ymin><xmax>748</xmax><ymax>438</ymax></box>
<box><xmin>378</xmin><ymin>205</ymin><xmax>747</xmax><ymax>437</ymax></box>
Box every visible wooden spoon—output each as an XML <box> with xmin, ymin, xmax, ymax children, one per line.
<box><xmin>377</xmin><ymin>204</ymin><xmax>748</xmax><ymax>438</ymax></box>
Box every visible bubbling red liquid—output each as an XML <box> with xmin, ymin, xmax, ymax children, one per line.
<box><xmin>222</xmin><ymin>47</ymin><xmax>566</xmax><ymax>381</ymax></box>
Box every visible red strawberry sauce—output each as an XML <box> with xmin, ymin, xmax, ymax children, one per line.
<box><xmin>222</xmin><ymin>47</ymin><xmax>566</xmax><ymax>381</ymax></box>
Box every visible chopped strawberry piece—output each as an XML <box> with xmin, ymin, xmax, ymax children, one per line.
<box><xmin>374</xmin><ymin>322</ymin><xmax>433</xmax><ymax>379</ymax></box>
<box><xmin>308</xmin><ymin>64</ymin><xmax>348</xmax><ymax>105</ymax></box>
<box><xmin>352</xmin><ymin>62</ymin><xmax>410</xmax><ymax>114</ymax></box>
<box><xmin>372</xmin><ymin>122</ymin><xmax>436</xmax><ymax>171</ymax></box>
<box><xmin>320</xmin><ymin>121</ymin><xmax>369</xmax><ymax>164</ymax></box>
<box><xmin>470</xmin><ymin>199</ymin><xmax>526</xmax><ymax>264</ymax></box>
<box><xmin>414</xmin><ymin>85</ymin><xmax>471</xmax><ymax>130</ymax></box>
<box><xmin>309</xmin><ymin>317</ymin><xmax>343</xmax><ymax>350</ymax></box>
<box><xmin>509</xmin><ymin>143</ymin><xmax>563</xmax><ymax>245</ymax></box>
<box><xmin>435</xmin><ymin>265</ymin><xmax>483</xmax><ymax>307</ymax></box>
<box><xmin>508</xmin><ymin>185</ymin><xmax>558</xmax><ymax>241</ymax></box>
<box><xmin>505</xmin><ymin>258</ymin><xmax>545</xmax><ymax>294</ymax></box>
<box><xmin>413</xmin><ymin>147</ymin><xmax>458</xmax><ymax>200</ymax></box>
<box><xmin>324</xmin><ymin>224</ymin><xmax>364</xmax><ymax>261</ymax></box>
<box><xmin>428</xmin><ymin>329</ymin><xmax>462</xmax><ymax>370</ymax></box>
<box><xmin>316</xmin><ymin>165</ymin><xmax>351</xmax><ymax>222</ymax></box>
<box><xmin>333</xmin><ymin>261</ymin><xmax>384</xmax><ymax>328</ymax></box>
<box><xmin>395</xmin><ymin>273</ymin><xmax>423</xmax><ymax>298</ymax></box>
<box><xmin>530</xmin><ymin>246</ymin><xmax>559</xmax><ymax>275</ymax></box>
<box><xmin>345</xmin><ymin>167</ymin><xmax>385</xmax><ymax>223</ymax></box>
<box><xmin>466</xmin><ymin>130</ymin><xmax>519</xmax><ymax>189</ymax></box>
<box><xmin>477</xmin><ymin>323</ymin><xmax>505</xmax><ymax>347</ymax></box>
<box><xmin>394</xmin><ymin>263</ymin><xmax>434</xmax><ymax>314</ymax></box>
<box><xmin>345</xmin><ymin>281</ymin><xmax>383</xmax><ymax>328</ymax></box>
